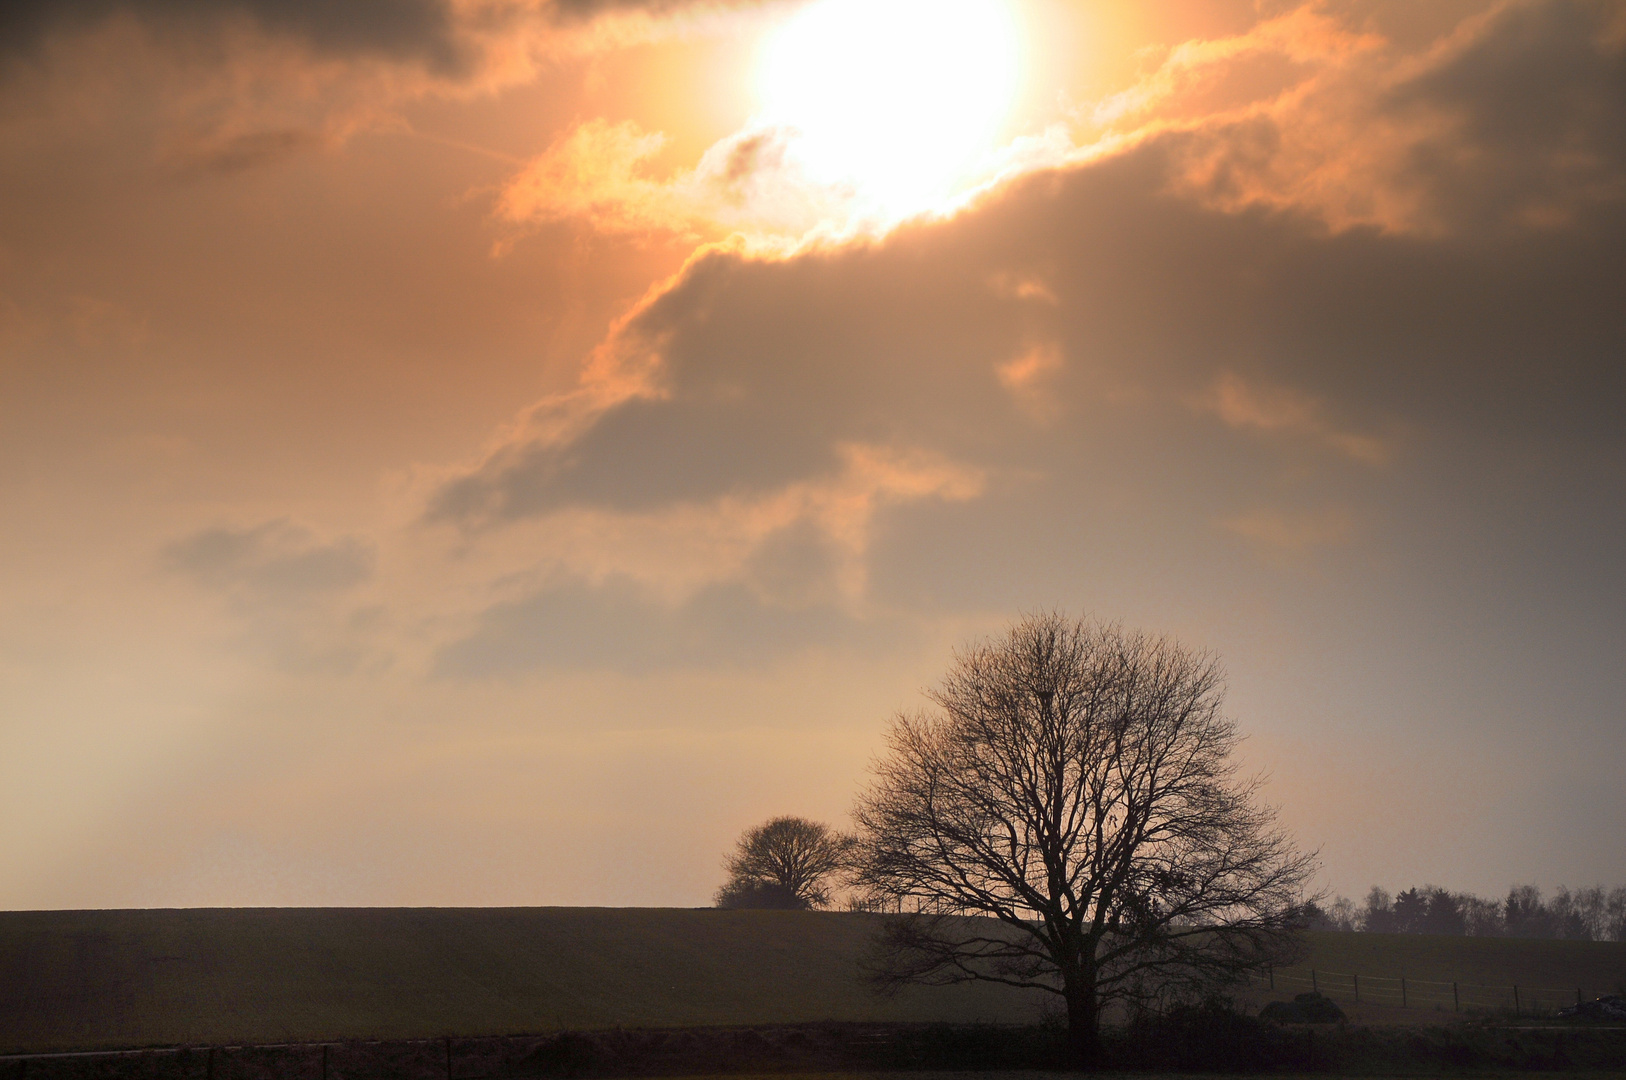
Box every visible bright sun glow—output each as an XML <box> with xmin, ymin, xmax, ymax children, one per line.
<box><xmin>756</xmin><ymin>0</ymin><xmax>1022</xmax><ymax>216</ymax></box>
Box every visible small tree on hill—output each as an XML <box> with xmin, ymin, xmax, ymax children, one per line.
<box><xmin>851</xmin><ymin>613</ymin><xmax>1317</xmax><ymax>1066</ymax></box>
<box><xmin>715</xmin><ymin>816</ymin><xmax>852</xmax><ymax>910</ymax></box>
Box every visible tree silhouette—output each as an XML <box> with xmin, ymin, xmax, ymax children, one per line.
<box><xmin>715</xmin><ymin>816</ymin><xmax>852</xmax><ymax>910</ymax></box>
<box><xmin>851</xmin><ymin>613</ymin><xmax>1316</xmax><ymax>1066</ymax></box>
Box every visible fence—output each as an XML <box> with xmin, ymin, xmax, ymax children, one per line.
<box><xmin>1250</xmin><ymin>966</ymin><xmax>1598</xmax><ymax>1016</ymax></box>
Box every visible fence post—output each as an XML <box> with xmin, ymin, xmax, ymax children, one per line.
<box><xmin>1269</xmin><ymin>966</ymin><xmax>1274</xmax><ymax>991</ymax></box>
<box><xmin>1312</xmin><ymin>969</ymin><xmax>1318</xmax><ymax>993</ymax></box>
<box><xmin>1353</xmin><ymin>973</ymin><xmax>1359</xmax><ymax>1002</ymax></box>
<box><xmin>1514</xmin><ymin>985</ymin><xmax>1520</xmax><ymax>1016</ymax></box>
<box><xmin>1402</xmin><ymin>977</ymin><xmax>1407</xmax><ymax>1009</ymax></box>
<box><xmin>1454</xmin><ymin>982</ymin><xmax>1460</xmax><ymax>1012</ymax></box>
<box><xmin>1578</xmin><ymin>988</ymin><xmax>1584</xmax><ymax>1006</ymax></box>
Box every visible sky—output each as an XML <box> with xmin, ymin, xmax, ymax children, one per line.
<box><xmin>1</xmin><ymin>0</ymin><xmax>1623</xmax><ymax>911</ymax></box>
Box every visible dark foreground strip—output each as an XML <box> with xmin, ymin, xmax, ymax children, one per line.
<box><xmin>4</xmin><ymin>1018</ymin><xmax>1626</xmax><ymax>1078</ymax></box>
<box><xmin>0</xmin><ymin>1026</ymin><xmax>1042</xmax><ymax>1080</ymax></box>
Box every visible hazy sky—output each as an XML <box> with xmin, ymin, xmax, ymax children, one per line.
<box><xmin>2</xmin><ymin>0</ymin><xmax>1623</xmax><ymax>910</ymax></box>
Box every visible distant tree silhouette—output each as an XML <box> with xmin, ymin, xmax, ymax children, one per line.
<box><xmin>1420</xmin><ymin>888</ymin><xmax>1467</xmax><ymax>935</ymax></box>
<box><xmin>1327</xmin><ymin>895</ymin><xmax>1359</xmax><ymax>932</ymax></box>
<box><xmin>1506</xmin><ymin>883</ymin><xmax>1553</xmax><ymax>938</ymax></box>
<box><xmin>1342</xmin><ymin>882</ymin><xmax>1626</xmax><ymax>940</ymax></box>
<box><xmin>1459</xmin><ymin>892</ymin><xmax>1504</xmax><ymax>936</ymax></box>
<box><xmin>1606</xmin><ymin>888</ymin><xmax>1626</xmax><ymax>941</ymax></box>
<box><xmin>1392</xmin><ymin>887</ymin><xmax>1428</xmax><ymax>933</ymax></box>
<box><xmin>714</xmin><ymin>816</ymin><xmax>852</xmax><ymax>910</ymax></box>
<box><xmin>1362</xmin><ymin>886</ymin><xmax>1397</xmax><ymax>932</ymax></box>
<box><xmin>1302</xmin><ymin>898</ymin><xmax>1358</xmax><ymax>932</ymax></box>
<box><xmin>713</xmin><ymin>878</ymin><xmax>806</xmax><ymax>909</ymax></box>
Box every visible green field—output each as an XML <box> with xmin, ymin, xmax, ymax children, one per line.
<box><xmin>1</xmin><ymin>908</ymin><xmax>1622</xmax><ymax>1054</ymax></box>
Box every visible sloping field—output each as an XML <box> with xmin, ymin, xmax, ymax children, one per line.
<box><xmin>2</xmin><ymin>909</ymin><xmax>1622</xmax><ymax>1055</ymax></box>
<box><xmin>0</xmin><ymin>908</ymin><xmax>1045</xmax><ymax>1053</ymax></box>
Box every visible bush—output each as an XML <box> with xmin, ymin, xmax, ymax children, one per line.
<box><xmin>1112</xmin><ymin>997</ymin><xmax>1288</xmax><ymax>1071</ymax></box>
<box><xmin>1260</xmin><ymin>991</ymin><xmax>1347</xmax><ymax>1024</ymax></box>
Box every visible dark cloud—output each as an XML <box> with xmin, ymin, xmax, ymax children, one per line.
<box><xmin>159</xmin><ymin>126</ymin><xmax>327</xmax><ymax>178</ymax></box>
<box><xmin>434</xmin><ymin>183</ymin><xmax>1625</xmax><ymax>530</ymax></box>
<box><xmin>1384</xmin><ymin>0</ymin><xmax>1626</xmax><ymax>231</ymax></box>
<box><xmin>0</xmin><ymin>0</ymin><xmax>468</xmax><ymax>72</ymax></box>
<box><xmin>162</xmin><ymin>520</ymin><xmax>375</xmax><ymax>597</ymax></box>
<box><xmin>434</xmin><ymin>576</ymin><xmax>899</xmax><ymax>676</ymax></box>
<box><xmin>0</xmin><ymin>0</ymin><xmax>775</xmax><ymax>73</ymax></box>
<box><xmin>426</xmin><ymin>241</ymin><xmax>1023</xmax><ymax>525</ymax></box>
<box><xmin>0</xmin><ymin>0</ymin><xmax>780</xmax><ymax>76</ymax></box>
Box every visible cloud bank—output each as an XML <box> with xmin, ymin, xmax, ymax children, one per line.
<box><xmin>420</xmin><ymin>0</ymin><xmax>1625</xmax><ymax>676</ymax></box>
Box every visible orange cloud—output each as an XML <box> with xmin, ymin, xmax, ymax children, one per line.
<box><xmin>1087</xmin><ymin>1</ymin><xmax>1626</xmax><ymax>235</ymax></box>
<box><xmin>495</xmin><ymin>117</ymin><xmax>889</xmax><ymax>242</ymax></box>
<box><xmin>498</xmin><ymin>1</ymin><xmax>1624</xmax><ymax>247</ymax></box>
<box><xmin>1091</xmin><ymin>7</ymin><xmax>1383</xmax><ymax>130</ymax></box>
<box><xmin>1199</xmin><ymin>372</ymin><xmax>1394</xmax><ymax>466</ymax></box>
<box><xmin>996</xmin><ymin>343</ymin><xmax>1065</xmax><ymax>424</ymax></box>
<box><xmin>496</xmin><ymin>118</ymin><xmax>688</xmax><ymax>235</ymax></box>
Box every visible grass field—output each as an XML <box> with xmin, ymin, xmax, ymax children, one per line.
<box><xmin>0</xmin><ymin>908</ymin><xmax>1043</xmax><ymax>1053</ymax></box>
<box><xmin>1249</xmin><ymin>931</ymin><xmax>1626</xmax><ymax>1023</ymax></box>
<box><xmin>1</xmin><ymin>908</ymin><xmax>1622</xmax><ymax>1054</ymax></box>
<box><xmin>1287</xmin><ymin>930</ymin><xmax>1626</xmax><ymax>991</ymax></box>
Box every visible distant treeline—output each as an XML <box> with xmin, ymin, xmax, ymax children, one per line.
<box><xmin>1307</xmin><ymin>884</ymin><xmax>1626</xmax><ymax>940</ymax></box>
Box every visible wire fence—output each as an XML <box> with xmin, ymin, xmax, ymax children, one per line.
<box><xmin>1248</xmin><ymin>966</ymin><xmax>1600</xmax><ymax>1016</ymax></box>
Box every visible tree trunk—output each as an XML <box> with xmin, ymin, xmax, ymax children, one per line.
<box><xmin>1064</xmin><ymin>976</ymin><xmax>1102</xmax><ymax>1068</ymax></box>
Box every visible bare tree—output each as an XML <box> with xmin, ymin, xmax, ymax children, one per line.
<box><xmin>1302</xmin><ymin>895</ymin><xmax>1358</xmax><ymax>932</ymax></box>
<box><xmin>1607</xmin><ymin>887</ymin><xmax>1626</xmax><ymax>942</ymax></box>
<box><xmin>1327</xmin><ymin>895</ymin><xmax>1359</xmax><ymax>932</ymax></box>
<box><xmin>851</xmin><ymin>613</ymin><xmax>1317</xmax><ymax>1066</ymax></box>
<box><xmin>715</xmin><ymin>816</ymin><xmax>852</xmax><ymax>910</ymax></box>
<box><xmin>1459</xmin><ymin>892</ymin><xmax>1505</xmax><ymax>936</ymax></box>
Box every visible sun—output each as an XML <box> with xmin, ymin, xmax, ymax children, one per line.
<box><xmin>755</xmin><ymin>0</ymin><xmax>1022</xmax><ymax>216</ymax></box>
